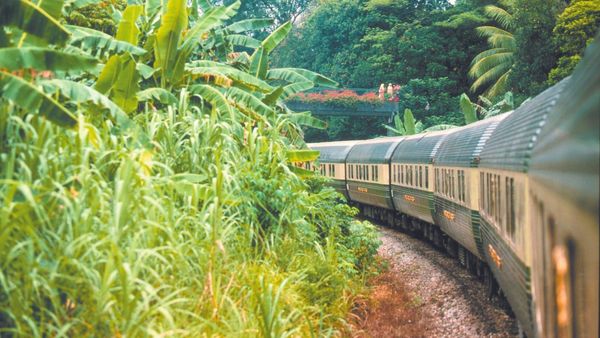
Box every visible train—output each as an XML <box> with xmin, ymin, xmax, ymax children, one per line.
<box><xmin>305</xmin><ymin>38</ymin><xmax>599</xmax><ymax>337</ymax></box>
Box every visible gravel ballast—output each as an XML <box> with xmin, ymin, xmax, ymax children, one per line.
<box><xmin>352</xmin><ymin>225</ymin><xmax>518</xmax><ymax>337</ymax></box>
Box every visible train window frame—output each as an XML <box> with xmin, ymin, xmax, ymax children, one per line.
<box><xmin>418</xmin><ymin>166</ymin><xmax>423</xmax><ymax>188</ymax></box>
<box><xmin>425</xmin><ymin>166</ymin><xmax>429</xmax><ymax>189</ymax></box>
<box><xmin>393</xmin><ymin>165</ymin><xmax>397</xmax><ymax>183</ymax></box>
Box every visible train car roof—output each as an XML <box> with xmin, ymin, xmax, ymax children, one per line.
<box><xmin>479</xmin><ymin>77</ymin><xmax>570</xmax><ymax>172</ymax></box>
<box><xmin>308</xmin><ymin>140</ymin><xmax>359</xmax><ymax>163</ymax></box>
<box><xmin>530</xmin><ymin>36</ymin><xmax>600</xmax><ymax>215</ymax></box>
<box><xmin>346</xmin><ymin>136</ymin><xmax>404</xmax><ymax>164</ymax></box>
<box><xmin>434</xmin><ymin>113</ymin><xmax>510</xmax><ymax>167</ymax></box>
<box><xmin>391</xmin><ymin>129</ymin><xmax>455</xmax><ymax>164</ymax></box>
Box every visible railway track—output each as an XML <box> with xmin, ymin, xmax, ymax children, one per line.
<box><xmin>353</xmin><ymin>224</ymin><xmax>519</xmax><ymax>337</ymax></box>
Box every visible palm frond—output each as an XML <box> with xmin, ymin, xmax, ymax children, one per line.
<box><xmin>483</xmin><ymin>5</ymin><xmax>514</xmax><ymax>30</ymax></box>
<box><xmin>469</xmin><ymin>52</ymin><xmax>514</xmax><ymax>78</ymax></box>
<box><xmin>470</xmin><ymin>63</ymin><xmax>511</xmax><ymax>95</ymax></box>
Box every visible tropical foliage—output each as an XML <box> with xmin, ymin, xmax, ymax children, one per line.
<box><xmin>0</xmin><ymin>0</ymin><xmax>381</xmax><ymax>336</ymax></box>
<box><xmin>468</xmin><ymin>4</ymin><xmax>515</xmax><ymax>99</ymax></box>
<box><xmin>274</xmin><ymin>0</ymin><xmax>600</xmax><ymax>141</ymax></box>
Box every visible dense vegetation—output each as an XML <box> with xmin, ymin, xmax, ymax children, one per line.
<box><xmin>274</xmin><ymin>0</ymin><xmax>600</xmax><ymax>141</ymax></box>
<box><xmin>0</xmin><ymin>0</ymin><xmax>381</xmax><ymax>336</ymax></box>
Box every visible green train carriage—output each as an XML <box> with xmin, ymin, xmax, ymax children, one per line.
<box><xmin>345</xmin><ymin>137</ymin><xmax>403</xmax><ymax>222</ymax></box>
<box><xmin>528</xmin><ymin>37</ymin><xmax>599</xmax><ymax>338</ymax></box>
<box><xmin>431</xmin><ymin>114</ymin><xmax>509</xmax><ymax>262</ymax></box>
<box><xmin>478</xmin><ymin>77</ymin><xmax>571</xmax><ymax>338</ymax></box>
<box><xmin>390</xmin><ymin>130</ymin><xmax>453</xmax><ymax>225</ymax></box>
<box><xmin>308</xmin><ymin>141</ymin><xmax>357</xmax><ymax>200</ymax></box>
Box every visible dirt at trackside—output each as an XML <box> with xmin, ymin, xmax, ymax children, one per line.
<box><xmin>350</xmin><ymin>226</ymin><xmax>518</xmax><ymax>338</ymax></box>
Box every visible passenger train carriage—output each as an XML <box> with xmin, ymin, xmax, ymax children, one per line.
<box><xmin>527</xmin><ymin>38</ymin><xmax>599</xmax><ymax>338</ymax></box>
<box><xmin>304</xmin><ymin>37</ymin><xmax>599</xmax><ymax>338</ymax></box>
<box><xmin>308</xmin><ymin>141</ymin><xmax>357</xmax><ymax>199</ymax></box>
<box><xmin>478</xmin><ymin>78</ymin><xmax>571</xmax><ymax>338</ymax></box>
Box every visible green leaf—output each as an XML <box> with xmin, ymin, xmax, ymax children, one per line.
<box><xmin>0</xmin><ymin>0</ymin><xmax>70</xmax><ymax>45</ymax></box>
<box><xmin>290</xmin><ymin>165</ymin><xmax>315</xmax><ymax>177</ymax></box>
<box><xmin>115</xmin><ymin>5</ymin><xmax>143</xmax><ymax>45</ymax></box>
<box><xmin>0</xmin><ymin>47</ymin><xmax>97</xmax><ymax>72</ymax></box>
<box><xmin>189</xmin><ymin>84</ymin><xmax>232</xmax><ymax>116</ymax></box>
<box><xmin>262</xmin><ymin>86</ymin><xmax>284</xmax><ymax>106</ymax></box>
<box><xmin>137</xmin><ymin>88</ymin><xmax>178</xmax><ymax>105</ymax></box>
<box><xmin>40</xmin><ymin>79</ymin><xmax>150</xmax><ymax>146</ymax></box>
<box><xmin>95</xmin><ymin>55</ymin><xmax>140</xmax><ymax>113</ymax></box>
<box><xmin>267</xmin><ymin>68</ymin><xmax>338</xmax><ymax>88</ymax></box>
<box><xmin>154</xmin><ymin>0</ymin><xmax>187</xmax><ymax>85</ymax></box>
<box><xmin>261</xmin><ymin>21</ymin><xmax>291</xmax><ymax>54</ymax></box>
<box><xmin>287</xmin><ymin>112</ymin><xmax>327</xmax><ymax>129</ymax></box>
<box><xmin>227</xmin><ymin>34</ymin><xmax>261</xmax><ymax>49</ymax></box>
<box><xmin>68</xmin><ymin>25</ymin><xmax>147</xmax><ymax>57</ymax></box>
<box><xmin>0</xmin><ymin>69</ymin><xmax>76</xmax><ymax>127</ymax></box>
<box><xmin>197</xmin><ymin>0</ymin><xmax>212</xmax><ymax>11</ymax></box>
<box><xmin>460</xmin><ymin>93</ymin><xmax>478</xmax><ymax>124</ymax></box>
<box><xmin>286</xmin><ymin>150</ymin><xmax>320</xmax><ymax>162</ymax></box>
<box><xmin>281</xmin><ymin>81</ymin><xmax>314</xmax><ymax>100</ymax></box>
<box><xmin>226</xmin><ymin>87</ymin><xmax>273</xmax><ymax>119</ymax></box>
<box><xmin>403</xmin><ymin>108</ymin><xmax>416</xmax><ymax>135</ymax></box>
<box><xmin>187</xmin><ymin>64</ymin><xmax>273</xmax><ymax>92</ymax></box>
<box><xmin>249</xmin><ymin>46</ymin><xmax>267</xmax><ymax>79</ymax></box>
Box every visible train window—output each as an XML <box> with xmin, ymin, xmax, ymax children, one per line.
<box><xmin>496</xmin><ymin>175</ymin><xmax>502</xmax><ymax>224</ymax></box>
<box><xmin>418</xmin><ymin>166</ymin><xmax>423</xmax><ymax>188</ymax></box>
<box><xmin>480</xmin><ymin>172</ymin><xmax>484</xmax><ymax>210</ymax></box>
<box><xmin>415</xmin><ymin>166</ymin><xmax>419</xmax><ymax>187</ymax></box>
<box><xmin>506</xmin><ymin>177</ymin><xmax>515</xmax><ymax>240</ymax></box>
<box><xmin>410</xmin><ymin>166</ymin><xmax>414</xmax><ymax>186</ymax></box>
<box><xmin>425</xmin><ymin>167</ymin><xmax>429</xmax><ymax>189</ymax></box>
<box><xmin>393</xmin><ymin>165</ymin><xmax>397</xmax><ymax>183</ymax></box>
<box><xmin>366</xmin><ymin>165</ymin><xmax>369</xmax><ymax>181</ymax></box>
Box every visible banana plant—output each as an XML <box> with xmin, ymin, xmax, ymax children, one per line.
<box><xmin>385</xmin><ymin>108</ymin><xmax>423</xmax><ymax>136</ymax></box>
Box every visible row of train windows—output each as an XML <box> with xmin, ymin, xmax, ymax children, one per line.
<box><xmin>319</xmin><ymin>163</ymin><xmax>336</xmax><ymax>177</ymax></box>
<box><xmin>348</xmin><ymin>164</ymin><xmax>379</xmax><ymax>182</ymax></box>
<box><xmin>435</xmin><ymin>168</ymin><xmax>467</xmax><ymax>203</ymax></box>
<box><xmin>481</xmin><ymin>172</ymin><xmax>516</xmax><ymax>240</ymax></box>
<box><xmin>391</xmin><ymin>164</ymin><xmax>429</xmax><ymax>189</ymax></box>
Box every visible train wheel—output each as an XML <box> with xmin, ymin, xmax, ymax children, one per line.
<box><xmin>484</xmin><ymin>267</ymin><xmax>497</xmax><ymax>299</ymax></box>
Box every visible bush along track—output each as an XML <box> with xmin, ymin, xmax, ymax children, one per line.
<box><xmin>0</xmin><ymin>0</ymin><xmax>380</xmax><ymax>336</ymax></box>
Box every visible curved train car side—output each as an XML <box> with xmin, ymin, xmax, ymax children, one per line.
<box><xmin>307</xmin><ymin>39</ymin><xmax>600</xmax><ymax>337</ymax></box>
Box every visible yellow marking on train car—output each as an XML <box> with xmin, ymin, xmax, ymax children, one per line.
<box><xmin>404</xmin><ymin>194</ymin><xmax>416</xmax><ymax>202</ymax></box>
<box><xmin>357</xmin><ymin>187</ymin><xmax>368</xmax><ymax>193</ymax></box>
<box><xmin>488</xmin><ymin>244</ymin><xmax>503</xmax><ymax>269</ymax></box>
<box><xmin>443</xmin><ymin>210</ymin><xmax>455</xmax><ymax>221</ymax></box>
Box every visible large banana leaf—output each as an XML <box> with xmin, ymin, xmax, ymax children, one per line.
<box><xmin>226</xmin><ymin>18</ymin><xmax>274</xmax><ymax>33</ymax></box>
<box><xmin>115</xmin><ymin>5</ymin><xmax>143</xmax><ymax>45</ymax></box>
<box><xmin>40</xmin><ymin>79</ymin><xmax>150</xmax><ymax>146</ymax></box>
<box><xmin>68</xmin><ymin>26</ymin><xmax>147</xmax><ymax>57</ymax></box>
<box><xmin>460</xmin><ymin>93</ymin><xmax>478</xmax><ymax>124</ymax></box>
<box><xmin>261</xmin><ymin>21</ymin><xmax>291</xmax><ymax>54</ymax></box>
<box><xmin>286</xmin><ymin>150</ymin><xmax>320</xmax><ymax>162</ymax></box>
<box><xmin>286</xmin><ymin>112</ymin><xmax>327</xmax><ymax>130</ymax></box>
<box><xmin>0</xmin><ymin>47</ymin><xmax>97</xmax><ymax>72</ymax></box>
<box><xmin>403</xmin><ymin>108</ymin><xmax>416</xmax><ymax>135</ymax></box>
<box><xmin>0</xmin><ymin>0</ymin><xmax>70</xmax><ymax>45</ymax></box>
<box><xmin>154</xmin><ymin>0</ymin><xmax>188</xmax><ymax>86</ymax></box>
<box><xmin>249</xmin><ymin>47</ymin><xmax>268</xmax><ymax>80</ymax></box>
<box><xmin>187</xmin><ymin>65</ymin><xmax>273</xmax><ymax>92</ymax></box>
<box><xmin>262</xmin><ymin>87</ymin><xmax>284</xmax><ymax>106</ymax></box>
<box><xmin>95</xmin><ymin>55</ymin><xmax>140</xmax><ymax>113</ymax></box>
<box><xmin>267</xmin><ymin>68</ymin><xmax>338</xmax><ymax>88</ymax></box>
<box><xmin>0</xmin><ymin>69</ymin><xmax>76</xmax><ymax>127</ymax></box>
<box><xmin>281</xmin><ymin>81</ymin><xmax>314</xmax><ymax>100</ymax></box>
<box><xmin>226</xmin><ymin>87</ymin><xmax>273</xmax><ymax>119</ymax></box>
<box><xmin>171</xmin><ymin>2</ymin><xmax>241</xmax><ymax>84</ymax></box>
<box><xmin>137</xmin><ymin>88</ymin><xmax>178</xmax><ymax>105</ymax></box>
<box><xmin>189</xmin><ymin>84</ymin><xmax>232</xmax><ymax>117</ymax></box>
<box><xmin>227</xmin><ymin>34</ymin><xmax>261</xmax><ymax>49</ymax></box>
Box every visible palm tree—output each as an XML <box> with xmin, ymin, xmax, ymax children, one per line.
<box><xmin>469</xmin><ymin>5</ymin><xmax>516</xmax><ymax>99</ymax></box>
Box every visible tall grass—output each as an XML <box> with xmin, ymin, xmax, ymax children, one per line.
<box><xmin>0</xmin><ymin>90</ymin><xmax>380</xmax><ymax>336</ymax></box>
